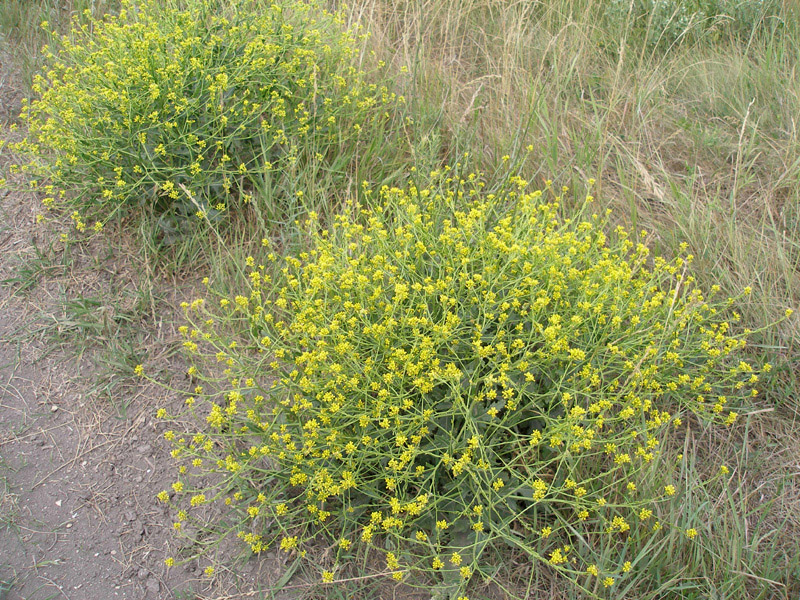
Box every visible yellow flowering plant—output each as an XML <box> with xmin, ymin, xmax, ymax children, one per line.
<box><xmin>158</xmin><ymin>167</ymin><xmax>777</xmax><ymax>597</ymax></box>
<box><xmin>8</xmin><ymin>0</ymin><xmax>403</xmax><ymax>240</ymax></box>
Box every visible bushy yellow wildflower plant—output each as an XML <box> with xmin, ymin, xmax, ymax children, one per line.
<box><xmin>162</xmin><ymin>168</ymin><xmax>772</xmax><ymax>596</ymax></box>
<box><xmin>8</xmin><ymin>0</ymin><xmax>401</xmax><ymax>237</ymax></box>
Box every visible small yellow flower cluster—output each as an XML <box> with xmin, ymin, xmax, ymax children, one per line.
<box><xmin>163</xmin><ymin>169</ymin><xmax>765</xmax><ymax>594</ymax></box>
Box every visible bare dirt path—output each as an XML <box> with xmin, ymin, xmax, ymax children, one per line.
<box><xmin>0</xmin><ymin>176</ymin><xmax>185</xmax><ymax>599</ymax></box>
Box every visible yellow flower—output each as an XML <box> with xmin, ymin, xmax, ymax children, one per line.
<box><xmin>685</xmin><ymin>528</ymin><xmax>698</xmax><ymax>539</ymax></box>
<box><xmin>280</xmin><ymin>536</ymin><xmax>298</xmax><ymax>552</ymax></box>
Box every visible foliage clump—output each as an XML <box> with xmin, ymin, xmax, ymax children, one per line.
<box><xmin>604</xmin><ymin>0</ymin><xmax>785</xmax><ymax>49</ymax></box>
<box><xmin>158</xmin><ymin>169</ymin><xmax>768</xmax><ymax>597</ymax></box>
<box><xmin>8</xmin><ymin>0</ymin><xmax>402</xmax><ymax>237</ymax></box>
